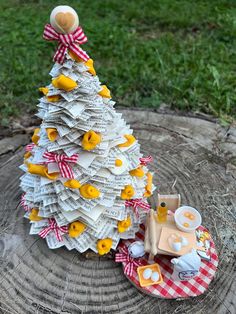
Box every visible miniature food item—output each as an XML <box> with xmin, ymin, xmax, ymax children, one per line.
<box><xmin>143</xmin><ymin>268</ymin><xmax>152</xmax><ymax>280</ymax></box>
<box><xmin>151</xmin><ymin>271</ymin><xmax>160</xmax><ymax>282</ymax></box>
<box><xmin>184</xmin><ymin>212</ymin><xmax>195</xmax><ymax>220</ymax></box>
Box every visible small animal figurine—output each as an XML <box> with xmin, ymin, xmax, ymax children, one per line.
<box><xmin>171</xmin><ymin>249</ymin><xmax>201</xmax><ymax>281</ymax></box>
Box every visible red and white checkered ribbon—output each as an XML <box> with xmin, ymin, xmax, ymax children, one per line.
<box><xmin>39</xmin><ymin>218</ymin><xmax>68</xmax><ymax>242</ymax></box>
<box><xmin>43</xmin><ymin>24</ymin><xmax>89</xmax><ymax>64</ymax></box>
<box><xmin>20</xmin><ymin>193</ymin><xmax>31</xmax><ymax>211</ymax></box>
<box><xmin>139</xmin><ymin>155</ymin><xmax>153</xmax><ymax>166</ymax></box>
<box><xmin>25</xmin><ymin>143</ymin><xmax>35</xmax><ymax>152</ymax></box>
<box><xmin>125</xmin><ymin>199</ymin><xmax>151</xmax><ymax>218</ymax></box>
<box><xmin>115</xmin><ymin>246</ymin><xmax>142</xmax><ymax>276</ymax></box>
<box><xmin>43</xmin><ymin>152</ymin><xmax>78</xmax><ymax>179</ymax></box>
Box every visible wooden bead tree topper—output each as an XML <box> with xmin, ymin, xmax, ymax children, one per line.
<box><xmin>50</xmin><ymin>5</ymin><xmax>79</xmax><ymax>34</ymax></box>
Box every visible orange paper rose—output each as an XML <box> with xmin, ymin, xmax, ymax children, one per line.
<box><xmin>82</xmin><ymin>130</ymin><xmax>101</xmax><ymax>151</ymax></box>
<box><xmin>143</xmin><ymin>172</ymin><xmax>153</xmax><ymax>197</ymax></box>
<box><xmin>31</xmin><ymin>128</ymin><xmax>40</xmax><ymax>145</ymax></box>
<box><xmin>118</xmin><ymin>134</ymin><xmax>136</xmax><ymax>148</ymax></box>
<box><xmin>98</xmin><ymin>85</ymin><xmax>111</xmax><ymax>98</ymax></box>
<box><xmin>29</xmin><ymin>208</ymin><xmax>43</xmax><ymax>222</ymax></box>
<box><xmin>80</xmin><ymin>184</ymin><xmax>100</xmax><ymax>199</ymax></box>
<box><xmin>39</xmin><ymin>87</ymin><xmax>49</xmax><ymax>95</ymax></box>
<box><xmin>28</xmin><ymin>163</ymin><xmax>58</xmax><ymax>180</ymax></box>
<box><xmin>85</xmin><ymin>59</ymin><xmax>96</xmax><ymax>76</ymax></box>
<box><xmin>121</xmin><ymin>185</ymin><xmax>134</xmax><ymax>200</ymax></box>
<box><xmin>47</xmin><ymin>95</ymin><xmax>61</xmax><ymax>102</ymax></box>
<box><xmin>46</xmin><ymin>128</ymin><xmax>58</xmax><ymax>142</ymax></box>
<box><xmin>52</xmin><ymin>74</ymin><xmax>77</xmax><ymax>92</ymax></box>
<box><xmin>117</xmin><ymin>216</ymin><xmax>131</xmax><ymax>233</ymax></box>
<box><xmin>24</xmin><ymin>151</ymin><xmax>32</xmax><ymax>160</ymax></box>
<box><xmin>97</xmin><ymin>238</ymin><xmax>113</xmax><ymax>255</ymax></box>
<box><xmin>129</xmin><ymin>166</ymin><xmax>145</xmax><ymax>178</ymax></box>
<box><xmin>69</xmin><ymin>221</ymin><xmax>86</xmax><ymax>238</ymax></box>
<box><xmin>64</xmin><ymin>179</ymin><xmax>81</xmax><ymax>189</ymax></box>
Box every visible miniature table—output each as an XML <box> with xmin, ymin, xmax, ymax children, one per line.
<box><xmin>0</xmin><ymin>110</ymin><xmax>235</xmax><ymax>313</ymax></box>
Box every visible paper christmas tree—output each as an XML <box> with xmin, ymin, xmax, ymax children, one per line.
<box><xmin>19</xmin><ymin>5</ymin><xmax>155</xmax><ymax>255</ymax></box>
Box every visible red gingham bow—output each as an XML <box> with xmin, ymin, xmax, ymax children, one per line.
<box><xmin>43</xmin><ymin>152</ymin><xmax>78</xmax><ymax>179</ymax></box>
<box><xmin>43</xmin><ymin>24</ymin><xmax>89</xmax><ymax>64</ymax></box>
<box><xmin>39</xmin><ymin>218</ymin><xmax>68</xmax><ymax>242</ymax></box>
<box><xmin>139</xmin><ymin>155</ymin><xmax>153</xmax><ymax>166</ymax></box>
<box><xmin>25</xmin><ymin>143</ymin><xmax>36</xmax><ymax>152</ymax></box>
<box><xmin>115</xmin><ymin>246</ymin><xmax>142</xmax><ymax>276</ymax></box>
<box><xmin>125</xmin><ymin>198</ymin><xmax>151</xmax><ymax>218</ymax></box>
<box><xmin>20</xmin><ymin>193</ymin><xmax>31</xmax><ymax>211</ymax></box>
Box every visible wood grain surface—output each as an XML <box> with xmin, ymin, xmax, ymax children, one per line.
<box><xmin>0</xmin><ymin>110</ymin><xmax>235</xmax><ymax>314</ymax></box>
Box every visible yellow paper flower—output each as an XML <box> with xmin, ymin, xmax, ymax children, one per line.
<box><xmin>31</xmin><ymin>128</ymin><xmax>40</xmax><ymax>145</ymax></box>
<box><xmin>39</xmin><ymin>87</ymin><xmax>49</xmax><ymax>95</ymax></box>
<box><xmin>121</xmin><ymin>185</ymin><xmax>134</xmax><ymax>200</ymax></box>
<box><xmin>80</xmin><ymin>184</ymin><xmax>100</xmax><ymax>199</ymax></box>
<box><xmin>97</xmin><ymin>238</ymin><xmax>113</xmax><ymax>255</ymax></box>
<box><xmin>85</xmin><ymin>59</ymin><xmax>96</xmax><ymax>76</ymax></box>
<box><xmin>129</xmin><ymin>166</ymin><xmax>145</xmax><ymax>177</ymax></box>
<box><xmin>52</xmin><ymin>74</ymin><xmax>77</xmax><ymax>92</ymax></box>
<box><xmin>28</xmin><ymin>163</ymin><xmax>58</xmax><ymax>180</ymax></box>
<box><xmin>98</xmin><ymin>85</ymin><xmax>111</xmax><ymax>98</ymax></box>
<box><xmin>46</xmin><ymin>128</ymin><xmax>58</xmax><ymax>142</ymax></box>
<box><xmin>68</xmin><ymin>221</ymin><xmax>86</xmax><ymax>238</ymax></box>
<box><xmin>64</xmin><ymin>179</ymin><xmax>81</xmax><ymax>189</ymax></box>
<box><xmin>143</xmin><ymin>172</ymin><xmax>153</xmax><ymax>197</ymax></box>
<box><xmin>82</xmin><ymin>130</ymin><xmax>101</xmax><ymax>151</ymax></box>
<box><xmin>117</xmin><ymin>216</ymin><xmax>131</xmax><ymax>233</ymax></box>
<box><xmin>29</xmin><ymin>208</ymin><xmax>43</xmax><ymax>222</ymax></box>
<box><xmin>47</xmin><ymin>95</ymin><xmax>61</xmax><ymax>102</ymax></box>
<box><xmin>118</xmin><ymin>134</ymin><xmax>136</xmax><ymax>148</ymax></box>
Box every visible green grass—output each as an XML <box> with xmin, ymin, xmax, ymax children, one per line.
<box><xmin>0</xmin><ymin>0</ymin><xmax>236</xmax><ymax>125</ymax></box>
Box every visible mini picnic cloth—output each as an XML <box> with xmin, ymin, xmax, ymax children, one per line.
<box><xmin>116</xmin><ymin>225</ymin><xmax>218</xmax><ymax>299</ymax></box>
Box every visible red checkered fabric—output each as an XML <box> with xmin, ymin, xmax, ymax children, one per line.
<box><xmin>20</xmin><ymin>193</ymin><xmax>31</xmax><ymax>212</ymax></box>
<box><xmin>125</xmin><ymin>199</ymin><xmax>150</xmax><ymax>218</ymax></box>
<box><xmin>39</xmin><ymin>218</ymin><xmax>68</xmax><ymax>242</ymax></box>
<box><xmin>43</xmin><ymin>24</ymin><xmax>89</xmax><ymax>64</ymax></box>
<box><xmin>43</xmin><ymin>151</ymin><xmax>78</xmax><ymax>179</ymax></box>
<box><xmin>117</xmin><ymin>225</ymin><xmax>218</xmax><ymax>299</ymax></box>
<box><xmin>139</xmin><ymin>155</ymin><xmax>153</xmax><ymax>166</ymax></box>
<box><xmin>25</xmin><ymin>143</ymin><xmax>35</xmax><ymax>152</ymax></box>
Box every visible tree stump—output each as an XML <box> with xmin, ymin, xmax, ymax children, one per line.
<box><xmin>0</xmin><ymin>110</ymin><xmax>235</xmax><ymax>314</ymax></box>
